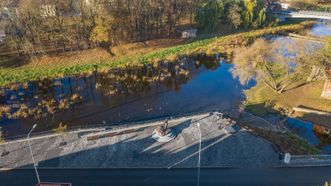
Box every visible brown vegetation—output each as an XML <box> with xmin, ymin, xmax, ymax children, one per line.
<box><xmin>22</xmin><ymin>38</ymin><xmax>186</xmax><ymax>70</ymax></box>
<box><xmin>1</xmin><ymin>0</ymin><xmax>202</xmax><ymax>58</ymax></box>
<box><xmin>253</xmin><ymin>127</ymin><xmax>320</xmax><ymax>154</ymax></box>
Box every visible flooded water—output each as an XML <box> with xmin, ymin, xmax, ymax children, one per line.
<box><xmin>1</xmin><ymin>20</ymin><xmax>330</xmax><ymax>139</ymax></box>
<box><xmin>0</xmin><ymin>54</ymin><xmax>254</xmax><ymax>137</ymax></box>
<box><xmin>310</xmin><ymin>20</ymin><xmax>331</xmax><ymax>37</ymax></box>
<box><xmin>280</xmin><ymin>20</ymin><xmax>331</xmax><ymax>153</ymax></box>
<box><xmin>285</xmin><ymin>118</ymin><xmax>331</xmax><ymax>154</ymax></box>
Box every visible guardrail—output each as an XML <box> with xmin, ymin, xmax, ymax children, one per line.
<box><xmin>291</xmin><ymin>154</ymin><xmax>331</xmax><ymax>161</ymax></box>
<box><xmin>272</xmin><ymin>10</ymin><xmax>331</xmax><ymax>20</ymax></box>
<box><xmin>286</xmin><ymin>154</ymin><xmax>331</xmax><ymax>166</ymax></box>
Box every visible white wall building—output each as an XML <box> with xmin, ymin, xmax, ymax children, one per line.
<box><xmin>40</xmin><ymin>4</ymin><xmax>56</xmax><ymax>17</ymax></box>
<box><xmin>280</xmin><ymin>3</ymin><xmax>290</xmax><ymax>10</ymax></box>
<box><xmin>0</xmin><ymin>29</ymin><xmax>6</xmax><ymax>43</ymax></box>
<box><xmin>181</xmin><ymin>29</ymin><xmax>197</xmax><ymax>39</ymax></box>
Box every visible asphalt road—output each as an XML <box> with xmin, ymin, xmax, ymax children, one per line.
<box><xmin>1</xmin><ymin>167</ymin><xmax>331</xmax><ymax>186</ymax></box>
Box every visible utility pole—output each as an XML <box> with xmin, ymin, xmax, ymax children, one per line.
<box><xmin>197</xmin><ymin>123</ymin><xmax>201</xmax><ymax>186</ymax></box>
<box><xmin>27</xmin><ymin>124</ymin><xmax>41</xmax><ymax>184</ymax></box>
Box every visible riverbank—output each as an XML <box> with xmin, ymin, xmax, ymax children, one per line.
<box><xmin>0</xmin><ymin>21</ymin><xmax>315</xmax><ymax>87</ymax></box>
<box><xmin>244</xmin><ymin>80</ymin><xmax>331</xmax><ymax>154</ymax></box>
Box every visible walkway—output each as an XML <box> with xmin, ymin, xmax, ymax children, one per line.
<box><xmin>273</xmin><ymin>10</ymin><xmax>331</xmax><ymax>20</ymax></box>
<box><xmin>226</xmin><ymin>110</ymin><xmax>283</xmax><ymax>132</ymax></box>
<box><xmin>286</xmin><ymin>154</ymin><xmax>331</xmax><ymax>167</ymax></box>
<box><xmin>0</xmin><ymin>113</ymin><xmax>279</xmax><ymax>169</ymax></box>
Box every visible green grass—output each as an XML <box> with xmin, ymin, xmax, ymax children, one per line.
<box><xmin>245</xmin><ymin>80</ymin><xmax>331</xmax><ymax>117</ymax></box>
<box><xmin>245</xmin><ymin>103</ymin><xmax>280</xmax><ymax>116</ymax></box>
<box><xmin>0</xmin><ymin>21</ymin><xmax>315</xmax><ymax>87</ymax></box>
<box><xmin>286</xmin><ymin>133</ymin><xmax>321</xmax><ymax>154</ymax></box>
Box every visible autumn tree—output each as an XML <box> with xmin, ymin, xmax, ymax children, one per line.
<box><xmin>298</xmin><ymin>36</ymin><xmax>331</xmax><ymax>81</ymax></box>
<box><xmin>6</xmin><ymin>0</ymin><xmax>45</xmax><ymax>56</ymax></box>
<box><xmin>227</xmin><ymin>1</ymin><xmax>243</xmax><ymax>29</ymax></box>
<box><xmin>53</xmin><ymin>122</ymin><xmax>68</xmax><ymax>146</ymax></box>
<box><xmin>73</xmin><ymin>0</ymin><xmax>95</xmax><ymax>50</ymax></box>
<box><xmin>231</xmin><ymin>39</ymin><xmax>307</xmax><ymax>93</ymax></box>
<box><xmin>4</xmin><ymin>0</ymin><xmax>208</xmax><ymax>57</ymax></box>
<box><xmin>243</xmin><ymin>0</ymin><xmax>254</xmax><ymax>28</ymax></box>
<box><xmin>51</xmin><ymin>0</ymin><xmax>73</xmax><ymax>52</ymax></box>
<box><xmin>243</xmin><ymin>0</ymin><xmax>268</xmax><ymax>29</ymax></box>
<box><xmin>90</xmin><ymin>12</ymin><xmax>110</xmax><ymax>46</ymax></box>
<box><xmin>196</xmin><ymin>0</ymin><xmax>224</xmax><ymax>32</ymax></box>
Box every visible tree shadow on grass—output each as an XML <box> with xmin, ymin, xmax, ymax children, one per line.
<box><xmin>244</xmin><ymin>101</ymin><xmax>283</xmax><ymax>117</ymax></box>
<box><xmin>0</xmin><ymin>56</ymin><xmax>28</xmax><ymax>68</ymax></box>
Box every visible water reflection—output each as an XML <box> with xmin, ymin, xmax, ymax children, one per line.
<box><xmin>281</xmin><ymin>21</ymin><xmax>331</xmax><ymax>153</ymax></box>
<box><xmin>4</xmin><ymin>22</ymin><xmax>329</xmax><ymax>138</ymax></box>
<box><xmin>0</xmin><ymin>54</ymin><xmax>251</xmax><ymax>137</ymax></box>
<box><xmin>310</xmin><ymin>20</ymin><xmax>331</xmax><ymax>37</ymax></box>
<box><xmin>285</xmin><ymin>118</ymin><xmax>331</xmax><ymax>154</ymax></box>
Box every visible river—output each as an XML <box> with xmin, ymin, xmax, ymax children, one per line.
<box><xmin>0</xmin><ymin>20</ymin><xmax>330</xmax><ymax>143</ymax></box>
<box><xmin>0</xmin><ymin>54</ymin><xmax>253</xmax><ymax>137</ymax></box>
<box><xmin>275</xmin><ymin>20</ymin><xmax>331</xmax><ymax>154</ymax></box>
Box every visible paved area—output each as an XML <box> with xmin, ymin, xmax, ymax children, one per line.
<box><xmin>227</xmin><ymin>110</ymin><xmax>285</xmax><ymax>132</ymax></box>
<box><xmin>0</xmin><ymin>113</ymin><xmax>280</xmax><ymax>169</ymax></box>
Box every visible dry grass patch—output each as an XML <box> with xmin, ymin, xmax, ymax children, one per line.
<box><xmin>16</xmin><ymin>38</ymin><xmax>186</xmax><ymax>70</ymax></box>
<box><xmin>112</xmin><ymin>38</ymin><xmax>185</xmax><ymax>56</ymax></box>
<box><xmin>245</xmin><ymin>80</ymin><xmax>331</xmax><ymax>116</ymax></box>
<box><xmin>25</xmin><ymin>48</ymin><xmax>112</xmax><ymax>69</ymax></box>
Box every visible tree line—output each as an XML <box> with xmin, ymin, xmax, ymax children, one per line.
<box><xmin>1</xmin><ymin>0</ymin><xmax>205</xmax><ymax>57</ymax></box>
<box><xmin>0</xmin><ymin>0</ymin><xmax>272</xmax><ymax>58</ymax></box>
<box><xmin>196</xmin><ymin>0</ymin><xmax>273</xmax><ymax>32</ymax></box>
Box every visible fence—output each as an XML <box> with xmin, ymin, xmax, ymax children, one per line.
<box><xmin>286</xmin><ymin>154</ymin><xmax>331</xmax><ymax>166</ymax></box>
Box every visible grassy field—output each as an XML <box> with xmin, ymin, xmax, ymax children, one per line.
<box><xmin>245</xmin><ymin>80</ymin><xmax>331</xmax><ymax>121</ymax></box>
<box><xmin>0</xmin><ymin>21</ymin><xmax>314</xmax><ymax>87</ymax></box>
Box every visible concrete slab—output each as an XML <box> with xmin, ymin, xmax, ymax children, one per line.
<box><xmin>0</xmin><ymin>114</ymin><xmax>280</xmax><ymax>169</ymax></box>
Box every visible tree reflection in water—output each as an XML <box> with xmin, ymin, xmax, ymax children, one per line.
<box><xmin>0</xmin><ymin>53</ymin><xmax>220</xmax><ymax>135</ymax></box>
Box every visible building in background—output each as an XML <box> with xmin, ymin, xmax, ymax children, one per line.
<box><xmin>0</xmin><ymin>29</ymin><xmax>5</xmax><ymax>43</ymax></box>
<box><xmin>181</xmin><ymin>29</ymin><xmax>197</xmax><ymax>39</ymax></box>
<box><xmin>40</xmin><ymin>4</ymin><xmax>56</xmax><ymax>17</ymax></box>
<box><xmin>313</xmin><ymin>122</ymin><xmax>331</xmax><ymax>138</ymax></box>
